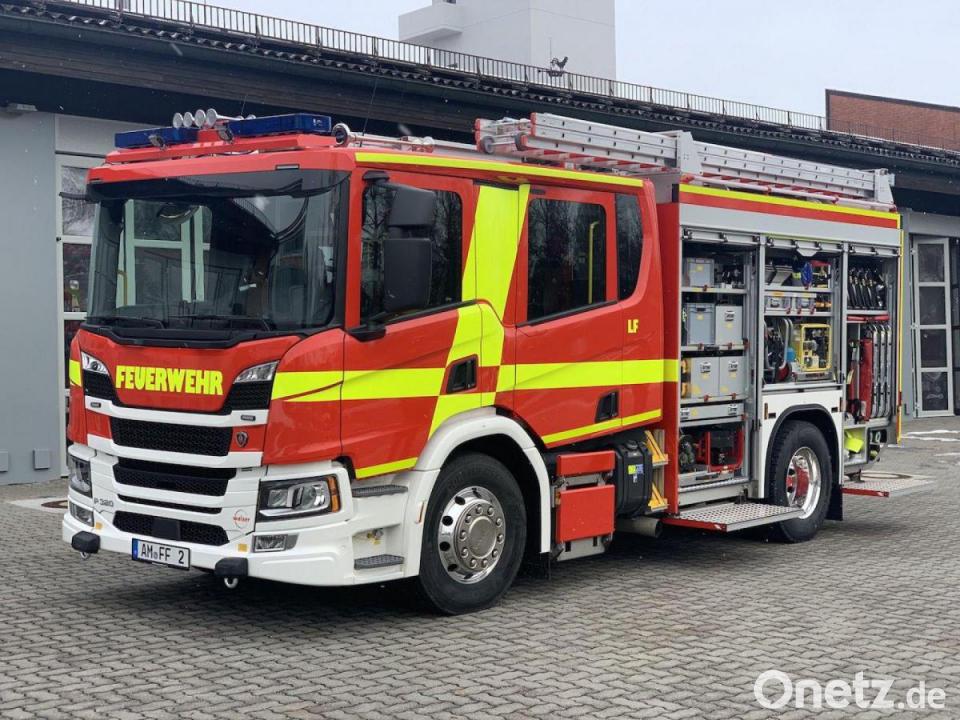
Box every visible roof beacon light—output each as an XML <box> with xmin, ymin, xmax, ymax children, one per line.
<box><xmin>226</xmin><ymin>113</ymin><xmax>332</xmax><ymax>138</ymax></box>
<box><xmin>116</xmin><ymin>112</ymin><xmax>333</xmax><ymax>149</ymax></box>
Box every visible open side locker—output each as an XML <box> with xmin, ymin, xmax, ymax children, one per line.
<box><xmin>842</xmin><ymin>244</ymin><xmax>933</xmax><ymax>497</ymax></box>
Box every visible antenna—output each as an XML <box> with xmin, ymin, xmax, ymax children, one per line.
<box><xmin>359</xmin><ymin>75</ymin><xmax>380</xmax><ymax>148</ymax></box>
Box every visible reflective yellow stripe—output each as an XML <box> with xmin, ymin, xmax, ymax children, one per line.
<box><xmin>661</xmin><ymin>359</ymin><xmax>680</xmax><ymax>383</ymax></box>
<box><xmin>356</xmin><ymin>153</ymin><xmax>644</xmax><ymax>188</ymax></box>
<box><xmin>542</xmin><ymin>408</ymin><xmax>661</xmax><ymax>446</ymax></box>
<box><xmin>355</xmin><ymin>456</ymin><xmax>417</xmax><ymax>479</ymax></box>
<box><xmin>680</xmin><ymin>183</ymin><xmax>901</xmax><ymax>225</ymax></box>
<box><xmin>68</xmin><ymin>359</ymin><xmax>81</xmax><ymax>387</ymax></box>
<box><xmin>429</xmin><ymin>305</ymin><xmax>484</xmax><ymax>433</ymax></box>
<box><xmin>272</xmin><ymin>371</ymin><xmax>343</xmax><ymax>400</ymax></box>
<box><xmin>280</xmin><ymin>368</ymin><xmax>445</xmax><ymax>402</ymax></box>
<box><xmin>283</xmin><ymin>360</ymin><xmax>677</xmax><ymax>402</ymax></box>
<box><xmin>498</xmin><ymin>359</ymin><xmax>676</xmax><ymax>392</ymax></box>
<box><xmin>341</xmin><ymin>368</ymin><xmax>444</xmax><ymax>400</ymax></box>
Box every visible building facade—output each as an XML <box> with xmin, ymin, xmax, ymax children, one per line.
<box><xmin>827</xmin><ymin>91</ymin><xmax>960</xmax><ymax>417</ymax></box>
<box><xmin>399</xmin><ymin>0</ymin><xmax>617</xmax><ymax>79</ymax></box>
<box><xmin>4</xmin><ymin>0</ymin><xmax>960</xmax><ymax>486</ymax></box>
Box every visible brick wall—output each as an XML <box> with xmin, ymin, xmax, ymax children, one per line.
<box><xmin>826</xmin><ymin>90</ymin><xmax>960</xmax><ymax>150</ymax></box>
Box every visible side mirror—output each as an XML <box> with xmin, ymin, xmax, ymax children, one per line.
<box><xmin>381</xmin><ymin>184</ymin><xmax>435</xmax><ymax>314</ymax></box>
<box><xmin>387</xmin><ymin>185</ymin><xmax>436</xmax><ymax>229</ymax></box>
<box><xmin>383</xmin><ymin>236</ymin><xmax>432</xmax><ymax>313</ymax></box>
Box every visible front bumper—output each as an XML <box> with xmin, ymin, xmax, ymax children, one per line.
<box><xmin>62</xmin><ymin>445</ymin><xmax>424</xmax><ymax>586</ymax></box>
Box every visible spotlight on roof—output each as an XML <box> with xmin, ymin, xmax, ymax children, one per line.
<box><xmin>172</xmin><ymin>112</ymin><xmax>185</xmax><ymax>128</ymax></box>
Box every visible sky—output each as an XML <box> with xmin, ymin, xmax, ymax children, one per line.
<box><xmin>209</xmin><ymin>0</ymin><xmax>960</xmax><ymax>116</ymax></box>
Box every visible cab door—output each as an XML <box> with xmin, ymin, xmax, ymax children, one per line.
<box><xmin>341</xmin><ymin>171</ymin><xmax>477</xmax><ymax>478</ymax></box>
<box><xmin>513</xmin><ymin>186</ymin><xmax>622</xmax><ymax>447</ymax></box>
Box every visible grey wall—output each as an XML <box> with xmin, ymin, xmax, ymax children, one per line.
<box><xmin>0</xmin><ymin>111</ymin><xmax>60</xmax><ymax>484</ymax></box>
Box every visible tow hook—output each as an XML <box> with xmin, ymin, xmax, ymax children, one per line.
<box><xmin>214</xmin><ymin>557</ymin><xmax>248</xmax><ymax>589</ymax></box>
<box><xmin>71</xmin><ymin>531</ymin><xmax>100</xmax><ymax>558</ymax></box>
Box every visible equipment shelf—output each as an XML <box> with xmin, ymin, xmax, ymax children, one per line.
<box><xmin>681</xmin><ymin>286</ymin><xmax>748</xmax><ymax>295</ymax></box>
<box><xmin>680</xmin><ymin>415</ymin><xmax>743</xmax><ymax>429</ymax></box>
<box><xmin>681</xmin><ymin>343</ymin><xmax>746</xmax><ymax>352</ymax></box>
<box><xmin>763</xmin><ymin>309</ymin><xmax>832</xmax><ymax>317</ymax></box>
<box><xmin>765</xmin><ymin>285</ymin><xmax>833</xmax><ymax>294</ymax></box>
<box><xmin>680</xmin><ymin>394</ymin><xmax>743</xmax><ymax>406</ymax></box>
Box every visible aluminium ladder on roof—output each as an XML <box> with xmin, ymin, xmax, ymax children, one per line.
<box><xmin>474</xmin><ymin>113</ymin><xmax>895</xmax><ymax>209</ymax></box>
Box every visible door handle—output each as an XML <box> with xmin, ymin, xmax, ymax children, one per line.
<box><xmin>595</xmin><ymin>390</ymin><xmax>619</xmax><ymax>422</ymax></box>
<box><xmin>446</xmin><ymin>357</ymin><xmax>478</xmax><ymax>393</ymax></box>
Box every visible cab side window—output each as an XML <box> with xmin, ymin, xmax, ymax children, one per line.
<box><xmin>615</xmin><ymin>193</ymin><xmax>644</xmax><ymax>300</ymax></box>
<box><xmin>527</xmin><ymin>198</ymin><xmax>606</xmax><ymax>321</ymax></box>
<box><xmin>360</xmin><ymin>184</ymin><xmax>462</xmax><ymax>321</ymax></box>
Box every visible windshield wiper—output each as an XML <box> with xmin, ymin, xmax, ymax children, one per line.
<box><xmin>86</xmin><ymin>315</ymin><xmax>166</xmax><ymax>328</ymax></box>
<box><xmin>171</xmin><ymin>314</ymin><xmax>275</xmax><ymax>331</ymax></box>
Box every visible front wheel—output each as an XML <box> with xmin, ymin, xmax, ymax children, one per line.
<box><xmin>766</xmin><ymin>421</ymin><xmax>833</xmax><ymax>543</ymax></box>
<box><xmin>416</xmin><ymin>453</ymin><xmax>526</xmax><ymax>615</ymax></box>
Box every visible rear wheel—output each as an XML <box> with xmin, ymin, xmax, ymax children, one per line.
<box><xmin>766</xmin><ymin>421</ymin><xmax>832</xmax><ymax>543</ymax></box>
<box><xmin>416</xmin><ymin>453</ymin><xmax>526</xmax><ymax>615</ymax></box>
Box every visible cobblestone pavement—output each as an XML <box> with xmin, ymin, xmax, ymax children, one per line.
<box><xmin>2</xmin><ymin>418</ymin><xmax>959</xmax><ymax>719</ymax></box>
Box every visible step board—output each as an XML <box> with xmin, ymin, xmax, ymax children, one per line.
<box><xmin>663</xmin><ymin>502</ymin><xmax>802</xmax><ymax>532</ymax></box>
<box><xmin>843</xmin><ymin>476</ymin><xmax>933</xmax><ymax>498</ymax></box>
<box><xmin>354</xmin><ymin>554</ymin><xmax>404</xmax><ymax>570</ymax></box>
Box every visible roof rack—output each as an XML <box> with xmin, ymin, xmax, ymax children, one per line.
<box><xmin>474</xmin><ymin>113</ymin><xmax>895</xmax><ymax>209</ymax></box>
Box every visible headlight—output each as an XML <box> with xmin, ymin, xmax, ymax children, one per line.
<box><xmin>69</xmin><ymin>500</ymin><xmax>94</xmax><ymax>527</ymax></box>
<box><xmin>68</xmin><ymin>456</ymin><xmax>92</xmax><ymax>497</ymax></box>
<box><xmin>81</xmin><ymin>352</ymin><xmax>109</xmax><ymax>375</ymax></box>
<box><xmin>258</xmin><ymin>476</ymin><xmax>339</xmax><ymax>519</ymax></box>
<box><xmin>235</xmin><ymin>361</ymin><xmax>278</xmax><ymax>383</ymax></box>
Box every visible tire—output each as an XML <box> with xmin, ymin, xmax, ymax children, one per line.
<box><xmin>415</xmin><ymin>452</ymin><xmax>526</xmax><ymax>615</ymax></box>
<box><xmin>766</xmin><ymin>420</ymin><xmax>833</xmax><ymax>543</ymax></box>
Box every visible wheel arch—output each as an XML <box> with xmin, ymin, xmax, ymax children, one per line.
<box><xmin>764</xmin><ymin>404</ymin><xmax>842</xmax><ymax>520</ymax></box>
<box><xmin>413</xmin><ymin>408</ymin><xmax>551</xmax><ymax>554</ymax></box>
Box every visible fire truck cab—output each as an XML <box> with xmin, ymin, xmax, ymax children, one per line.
<box><xmin>63</xmin><ymin>111</ymin><xmax>930</xmax><ymax>614</ymax></box>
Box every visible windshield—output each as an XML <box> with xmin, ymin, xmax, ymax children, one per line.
<box><xmin>87</xmin><ymin>171</ymin><xmax>347</xmax><ymax>334</ymax></box>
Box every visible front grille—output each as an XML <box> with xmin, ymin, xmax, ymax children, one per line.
<box><xmin>117</xmin><ymin>495</ymin><xmax>220</xmax><ymax>515</ymax></box>
<box><xmin>223</xmin><ymin>381</ymin><xmax>272</xmax><ymax>411</ymax></box>
<box><xmin>114</xmin><ymin>459</ymin><xmax>233</xmax><ymax>496</ymax></box>
<box><xmin>110</xmin><ymin>418</ymin><xmax>232</xmax><ymax>456</ymax></box>
<box><xmin>83</xmin><ymin>371</ymin><xmax>118</xmax><ymax>402</ymax></box>
<box><xmin>114</xmin><ymin>511</ymin><xmax>229</xmax><ymax>546</ymax></box>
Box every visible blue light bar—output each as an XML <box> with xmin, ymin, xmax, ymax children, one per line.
<box><xmin>115</xmin><ymin>126</ymin><xmax>199</xmax><ymax>149</ymax></box>
<box><xmin>227</xmin><ymin>113</ymin><xmax>332</xmax><ymax>138</ymax></box>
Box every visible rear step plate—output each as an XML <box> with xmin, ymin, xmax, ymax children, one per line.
<box><xmin>663</xmin><ymin>502</ymin><xmax>802</xmax><ymax>532</ymax></box>
<box><xmin>843</xmin><ymin>474</ymin><xmax>933</xmax><ymax>498</ymax></box>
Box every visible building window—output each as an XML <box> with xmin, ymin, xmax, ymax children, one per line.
<box><xmin>615</xmin><ymin>194</ymin><xmax>643</xmax><ymax>300</ymax></box>
<box><xmin>526</xmin><ymin>198</ymin><xmax>606</xmax><ymax>321</ymax></box>
<box><xmin>360</xmin><ymin>184</ymin><xmax>462</xmax><ymax>322</ymax></box>
<box><xmin>61</xmin><ymin>166</ymin><xmax>96</xmax><ymax>237</ymax></box>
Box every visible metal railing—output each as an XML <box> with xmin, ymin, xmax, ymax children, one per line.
<box><xmin>40</xmin><ymin>0</ymin><xmax>960</xmax><ymax>155</ymax></box>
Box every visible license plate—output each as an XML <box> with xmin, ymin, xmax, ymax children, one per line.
<box><xmin>132</xmin><ymin>538</ymin><xmax>190</xmax><ymax>570</ymax></box>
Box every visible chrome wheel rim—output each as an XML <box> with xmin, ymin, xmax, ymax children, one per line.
<box><xmin>437</xmin><ymin>486</ymin><xmax>506</xmax><ymax>585</ymax></box>
<box><xmin>785</xmin><ymin>446</ymin><xmax>822</xmax><ymax>519</ymax></box>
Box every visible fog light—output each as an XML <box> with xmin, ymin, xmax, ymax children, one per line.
<box><xmin>253</xmin><ymin>534</ymin><xmax>297</xmax><ymax>553</ymax></box>
<box><xmin>69</xmin><ymin>500</ymin><xmax>94</xmax><ymax>527</ymax></box>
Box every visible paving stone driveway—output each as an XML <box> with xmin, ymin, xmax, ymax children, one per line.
<box><xmin>2</xmin><ymin>418</ymin><xmax>959</xmax><ymax>719</ymax></box>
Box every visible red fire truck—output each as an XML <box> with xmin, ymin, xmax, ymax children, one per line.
<box><xmin>63</xmin><ymin>110</ymin><xmax>930</xmax><ymax>613</ymax></box>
